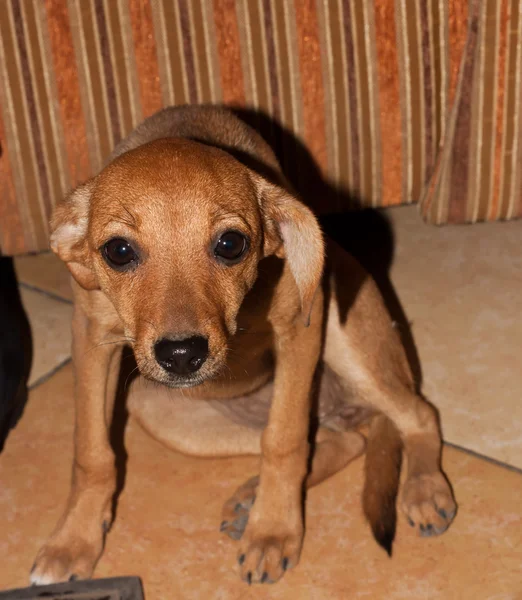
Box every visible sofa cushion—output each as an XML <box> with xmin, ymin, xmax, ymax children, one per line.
<box><xmin>0</xmin><ymin>0</ymin><xmax>518</xmax><ymax>255</ymax></box>
<box><xmin>420</xmin><ymin>0</ymin><xmax>522</xmax><ymax>224</ymax></box>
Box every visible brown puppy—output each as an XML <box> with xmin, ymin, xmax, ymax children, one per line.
<box><xmin>31</xmin><ymin>105</ymin><xmax>456</xmax><ymax>586</ymax></box>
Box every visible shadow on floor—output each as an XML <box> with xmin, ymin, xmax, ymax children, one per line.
<box><xmin>109</xmin><ymin>346</ymin><xmax>136</xmax><ymax>523</ymax></box>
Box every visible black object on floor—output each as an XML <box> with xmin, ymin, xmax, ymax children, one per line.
<box><xmin>0</xmin><ymin>256</ymin><xmax>32</xmax><ymax>452</ymax></box>
<box><xmin>0</xmin><ymin>577</ymin><xmax>144</xmax><ymax>600</ymax></box>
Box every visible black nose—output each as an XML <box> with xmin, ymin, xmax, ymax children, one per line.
<box><xmin>154</xmin><ymin>336</ymin><xmax>209</xmax><ymax>375</ymax></box>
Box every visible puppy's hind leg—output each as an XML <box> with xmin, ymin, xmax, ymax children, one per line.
<box><xmin>324</xmin><ymin>273</ymin><xmax>456</xmax><ymax>551</ymax></box>
<box><xmin>221</xmin><ymin>428</ymin><xmax>365</xmax><ymax>541</ymax></box>
<box><xmin>129</xmin><ymin>380</ymin><xmax>365</xmax><ymax>545</ymax></box>
<box><xmin>128</xmin><ymin>380</ymin><xmax>266</xmax><ymax>541</ymax></box>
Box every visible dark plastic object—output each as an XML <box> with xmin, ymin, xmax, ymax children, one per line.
<box><xmin>0</xmin><ymin>577</ymin><xmax>144</xmax><ymax>600</ymax></box>
<box><xmin>0</xmin><ymin>256</ymin><xmax>32</xmax><ymax>452</ymax></box>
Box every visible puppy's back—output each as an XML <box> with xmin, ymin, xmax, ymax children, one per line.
<box><xmin>110</xmin><ymin>105</ymin><xmax>280</xmax><ymax>174</ymax></box>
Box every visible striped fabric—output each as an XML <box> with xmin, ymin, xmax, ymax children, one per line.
<box><xmin>0</xmin><ymin>0</ymin><xmax>519</xmax><ymax>255</ymax></box>
<box><xmin>420</xmin><ymin>0</ymin><xmax>522</xmax><ymax>224</ymax></box>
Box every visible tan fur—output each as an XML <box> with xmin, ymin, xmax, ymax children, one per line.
<box><xmin>31</xmin><ymin>105</ymin><xmax>456</xmax><ymax>587</ymax></box>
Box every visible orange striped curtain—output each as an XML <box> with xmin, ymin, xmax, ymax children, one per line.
<box><xmin>0</xmin><ymin>0</ymin><xmax>520</xmax><ymax>255</ymax></box>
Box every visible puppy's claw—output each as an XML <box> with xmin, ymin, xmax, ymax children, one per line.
<box><xmin>246</xmin><ymin>571</ymin><xmax>252</xmax><ymax>586</ymax></box>
<box><xmin>281</xmin><ymin>557</ymin><xmax>289</xmax><ymax>572</ymax></box>
<box><xmin>261</xmin><ymin>571</ymin><xmax>269</xmax><ymax>584</ymax></box>
<box><xmin>238</xmin><ymin>554</ymin><xmax>245</xmax><ymax>566</ymax></box>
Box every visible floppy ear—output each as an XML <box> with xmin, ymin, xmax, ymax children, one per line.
<box><xmin>253</xmin><ymin>175</ymin><xmax>325</xmax><ymax>326</ymax></box>
<box><xmin>50</xmin><ymin>179</ymin><xmax>99</xmax><ymax>290</ymax></box>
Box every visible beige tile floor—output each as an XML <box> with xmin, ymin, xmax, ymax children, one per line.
<box><xmin>18</xmin><ymin>288</ymin><xmax>72</xmax><ymax>387</ymax></box>
<box><xmin>1</xmin><ymin>205</ymin><xmax>521</xmax><ymax>598</ymax></box>
<box><xmin>388</xmin><ymin>207</ymin><xmax>522</xmax><ymax>469</ymax></box>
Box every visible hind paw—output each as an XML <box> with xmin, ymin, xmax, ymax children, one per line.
<box><xmin>401</xmin><ymin>472</ymin><xmax>456</xmax><ymax>536</ymax></box>
<box><xmin>220</xmin><ymin>476</ymin><xmax>259</xmax><ymax>540</ymax></box>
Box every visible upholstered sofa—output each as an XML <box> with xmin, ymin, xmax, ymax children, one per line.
<box><xmin>0</xmin><ymin>0</ymin><xmax>520</xmax><ymax>256</ymax></box>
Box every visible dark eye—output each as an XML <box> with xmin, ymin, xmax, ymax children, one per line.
<box><xmin>214</xmin><ymin>231</ymin><xmax>248</xmax><ymax>263</ymax></box>
<box><xmin>103</xmin><ymin>238</ymin><xmax>138</xmax><ymax>269</ymax></box>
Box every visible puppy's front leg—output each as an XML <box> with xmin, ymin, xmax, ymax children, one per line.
<box><xmin>237</xmin><ymin>297</ymin><xmax>323</xmax><ymax>585</ymax></box>
<box><xmin>31</xmin><ymin>288</ymin><xmax>122</xmax><ymax>585</ymax></box>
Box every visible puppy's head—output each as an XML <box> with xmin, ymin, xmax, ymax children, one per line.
<box><xmin>51</xmin><ymin>139</ymin><xmax>323</xmax><ymax>387</ymax></box>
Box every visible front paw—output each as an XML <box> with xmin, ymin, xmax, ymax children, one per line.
<box><xmin>30</xmin><ymin>527</ymin><xmax>105</xmax><ymax>586</ymax></box>
<box><xmin>401</xmin><ymin>471</ymin><xmax>457</xmax><ymax>536</ymax></box>
<box><xmin>236</xmin><ymin>518</ymin><xmax>303</xmax><ymax>585</ymax></box>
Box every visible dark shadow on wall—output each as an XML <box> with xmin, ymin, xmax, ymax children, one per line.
<box><xmin>231</xmin><ymin>107</ymin><xmax>422</xmax><ymax>390</ymax></box>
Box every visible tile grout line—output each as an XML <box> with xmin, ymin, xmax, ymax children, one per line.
<box><xmin>19</xmin><ymin>281</ymin><xmax>73</xmax><ymax>305</ymax></box>
<box><xmin>444</xmin><ymin>441</ymin><xmax>522</xmax><ymax>475</ymax></box>
<box><xmin>29</xmin><ymin>357</ymin><xmax>72</xmax><ymax>391</ymax></box>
